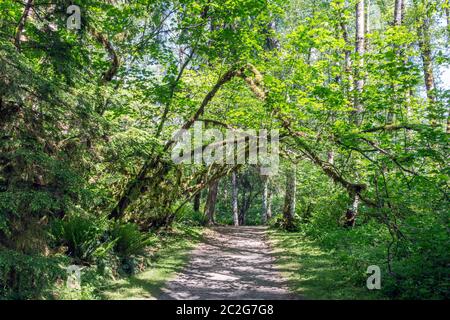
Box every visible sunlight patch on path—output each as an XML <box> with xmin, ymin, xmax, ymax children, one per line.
<box><xmin>158</xmin><ymin>226</ymin><xmax>301</xmax><ymax>300</ymax></box>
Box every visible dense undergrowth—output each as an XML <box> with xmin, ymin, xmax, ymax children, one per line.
<box><xmin>0</xmin><ymin>216</ymin><xmax>201</xmax><ymax>300</ymax></box>
<box><xmin>269</xmin><ymin>204</ymin><xmax>449</xmax><ymax>300</ymax></box>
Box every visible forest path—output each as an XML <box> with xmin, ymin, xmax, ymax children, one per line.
<box><xmin>158</xmin><ymin>226</ymin><xmax>301</xmax><ymax>300</ymax></box>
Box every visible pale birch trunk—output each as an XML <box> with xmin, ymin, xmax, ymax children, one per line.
<box><xmin>261</xmin><ymin>175</ymin><xmax>269</xmax><ymax>224</ymax></box>
<box><xmin>282</xmin><ymin>164</ymin><xmax>297</xmax><ymax>230</ymax></box>
<box><xmin>231</xmin><ymin>171</ymin><xmax>239</xmax><ymax>226</ymax></box>
<box><xmin>354</xmin><ymin>0</ymin><xmax>365</xmax><ymax>125</ymax></box>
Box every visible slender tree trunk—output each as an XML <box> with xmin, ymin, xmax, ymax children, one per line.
<box><xmin>446</xmin><ymin>6</ymin><xmax>450</xmax><ymax>41</ymax></box>
<box><xmin>415</xmin><ymin>2</ymin><xmax>436</xmax><ymax>108</ymax></box>
<box><xmin>282</xmin><ymin>164</ymin><xmax>296</xmax><ymax>230</ymax></box>
<box><xmin>446</xmin><ymin>6</ymin><xmax>450</xmax><ymax>133</ymax></box>
<box><xmin>418</xmin><ymin>25</ymin><xmax>435</xmax><ymax>104</ymax></box>
<box><xmin>15</xmin><ymin>0</ymin><xmax>34</xmax><ymax>49</ymax></box>
<box><xmin>231</xmin><ymin>171</ymin><xmax>239</xmax><ymax>226</ymax></box>
<box><xmin>205</xmin><ymin>180</ymin><xmax>219</xmax><ymax>225</ymax></box>
<box><xmin>365</xmin><ymin>0</ymin><xmax>370</xmax><ymax>51</ymax></box>
<box><xmin>238</xmin><ymin>199</ymin><xmax>246</xmax><ymax>226</ymax></box>
<box><xmin>261</xmin><ymin>175</ymin><xmax>269</xmax><ymax>224</ymax></box>
<box><xmin>388</xmin><ymin>0</ymin><xmax>404</xmax><ymax>124</ymax></box>
<box><xmin>267</xmin><ymin>188</ymin><xmax>272</xmax><ymax>219</ymax></box>
<box><xmin>327</xmin><ymin>150</ymin><xmax>335</xmax><ymax>165</ymax></box>
<box><xmin>265</xmin><ymin>20</ymin><xmax>280</xmax><ymax>51</ymax></box>
<box><xmin>193</xmin><ymin>192</ymin><xmax>201</xmax><ymax>212</ymax></box>
<box><xmin>345</xmin><ymin>193</ymin><xmax>360</xmax><ymax>227</ymax></box>
<box><xmin>341</xmin><ymin>18</ymin><xmax>353</xmax><ymax>94</ymax></box>
<box><xmin>354</xmin><ymin>0</ymin><xmax>365</xmax><ymax>124</ymax></box>
<box><xmin>238</xmin><ymin>189</ymin><xmax>249</xmax><ymax>226</ymax></box>
<box><xmin>394</xmin><ymin>0</ymin><xmax>403</xmax><ymax>26</ymax></box>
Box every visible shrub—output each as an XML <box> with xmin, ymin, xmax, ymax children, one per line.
<box><xmin>110</xmin><ymin>222</ymin><xmax>155</xmax><ymax>258</ymax></box>
<box><xmin>175</xmin><ymin>205</ymin><xmax>208</xmax><ymax>226</ymax></box>
<box><xmin>0</xmin><ymin>249</ymin><xmax>68</xmax><ymax>299</ymax></box>
<box><xmin>268</xmin><ymin>213</ymin><xmax>301</xmax><ymax>232</ymax></box>
<box><xmin>50</xmin><ymin>215</ymin><xmax>115</xmax><ymax>264</ymax></box>
<box><xmin>382</xmin><ymin>214</ymin><xmax>450</xmax><ymax>299</ymax></box>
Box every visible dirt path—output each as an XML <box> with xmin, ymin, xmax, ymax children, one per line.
<box><xmin>158</xmin><ymin>226</ymin><xmax>300</xmax><ymax>300</ymax></box>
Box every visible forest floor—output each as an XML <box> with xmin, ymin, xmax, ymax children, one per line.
<box><xmin>158</xmin><ymin>226</ymin><xmax>300</xmax><ymax>300</ymax></box>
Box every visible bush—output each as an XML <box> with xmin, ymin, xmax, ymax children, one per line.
<box><xmin>0</xmin><ymin>249</ymin><xmax>68</xmax><ymax>299</ymax></box>
<box><xmin>268</xmin><ymin>213</ymin><xmax>301</xmax><ymax>232</ymax></box>
<box><xmin>110</xmin><ymin>222</ymin><xmax>155</xmax><ymax>258</ymax></box>
<box><xmin>382</xmin><ymin>214</ymin><xmax>450</xmax><ymax>299</ymax></box>
<box><xmin>175</xmin><ymin>205</ymin><xmax>208</xmax><ymax>226</ymax></box>
<box><xmin>50</xmin><ymin>215</ymin><xmax>115</xmax><ymax>264</ymax></box>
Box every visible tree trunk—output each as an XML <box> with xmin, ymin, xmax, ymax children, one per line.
<box><xmin>446</xmin><ymin>6</ymin><xmax>450</xmax><ymax>133</ymax></box>
<box><xmin>344</xmin><ymin>193</ymin><xmax>360</xmax><ymax>227</ymax></box>
<box><xmin>282</xmin><ymin>164</ymin><xmax>296</xmax><ymax>230</ymax></box>
<box><xmin>415</xmin><ymin>2</ymin><xmax>436</xmax><ymax>107</ymax></box>
<box><xmin>238</xmin><ymin>203</ymin><xmax>245</xmax><ymax>226</ymax></box>
<box><xmin>446</xmin><ymin>6</ymin><xmax>450</xmax><ymax>41</ymax></box>
<box><xmin>388</xmin><ymin>0</ymin><xmax>404</xmax><ymax>124</ymax></box>
<box><xmin>265</xmin><ymin>20</ymin><xmax>280</xmax><ymax>51</ymax></box>
<box><xmin>205</xmin><ymin>180</ymin><xmax>219</xmax><ymax>225</ymax></box>
<box><xmin>267</xmin><ymin>188</ymin><xmax>272</xmax><ymax>220</ymax></box>
<box><xmin>14</xmin><ymin>0</ymin><xmax>34</xmax><ymax>49</ymax></box>
<box><xmin>238</xmin><ymin>191</ymin><xmax>248</xmax><ymax>226</ymax></box>
<box><xmin>354</xmin><ymin>0</ymin><xmax>365</xmax><ymax>124</ymax></box>
<box><xmin>340</xmin><ymin>18</ymin><xmax>353</xmax><ymax>94</ymax></box>
<box><xmin>394</xmin><ymin>0</ymin><xmax>403</xmax><ymax>26</ymax></box>
<box><xmin>193</xmin><ymin>192</ymin><xmax>201</xmax><ymax>212</ymax></box>
<box><xmin>327</xmin><ymin>150</ymin><xmax>334</xmax><ymax>165</ymax></box>
<box><xmin>365</xmin><ymin>0</ymin><xmax>370</xmax><ymax>51</ymax></box>
<box><xmin>418</xmin><ymin>26</ymin><xmax>435</xmax><ymax>104</ymax></box>
<box><xmin>261</xmin><ymin>175</ymin><xmax>269</xmax><ymax>224</ymax></box>
<box><xmin>109</xmin><ymin>66</ymin><xmax>245</xmax><ymax>220</ymax></box>
<box><xmin>231</xmin><ymin>171</ymin><xmax>239</xmax><ymax>226</ymax></box>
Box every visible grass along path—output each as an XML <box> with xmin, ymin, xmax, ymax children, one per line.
<box><xmin>268</xmin><ymin>229</ymin><xmax>381</xmax><ymax>300</ymax></box>
<box><xmin>100</xmin><ymin>226</ymin><xmax>203</xmax><ymax>299</ymax></box>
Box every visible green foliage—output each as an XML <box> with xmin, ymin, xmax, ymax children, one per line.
<box><xmin>0</xmin><ymin>249</ymin><xmax>68</xmax><ymax>300</ymax></box>
<box><xmin>175</xmin><ymin>205</ymin><xmax>208</xmax><ymax>226</ymax></box>
<box><xmin>382</xmin><ymin>214</ymin><xmax>450</xmax><ymax>299</ymax></box>
<box><xmin>0</xmin><ymin>0</ymin><xmax>448</xmax><ymax>300</ymax></box>
<box><xmin>50</xmin><ymin>215</ymin><xmax>115</xmax><ymax>264</ymax></box>
<box><xmin>110</xmin><ymin>222</ymin><xmax>155</xmax><ymax>258</ymax></box>
<box><xmin>268</xmin><ymin>213</ymin><xmax>301</xmax><ymax>232</ymax></box>
<box><xmin>282</xmin><ymin>200</ymin><xmax>448</xmax><ymax>299</ymax></box>
<box><xmin>100</xmin><ymin>225</ymin><xmax>203</xmax><ymax>299</ymax></box>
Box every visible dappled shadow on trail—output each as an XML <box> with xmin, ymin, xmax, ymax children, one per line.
<box><xmin>158</xmin><ymin>226</ymin><xmax>302</xmax><ymax>300</ymax></box>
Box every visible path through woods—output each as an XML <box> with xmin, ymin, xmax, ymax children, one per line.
<box><xmin>158</xmin><ymin>226</ymin><xmax>300</xmax><ymax>300</ymax></box>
